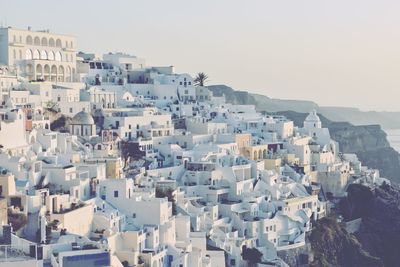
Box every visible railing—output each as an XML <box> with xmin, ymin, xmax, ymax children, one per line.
<box><xmin>0</xmin><ymin>245</ymin><xmax>35</xmax><ymax>262</ymax></box>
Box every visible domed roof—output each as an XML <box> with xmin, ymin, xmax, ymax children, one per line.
<box><xmin>305</xmin><ymin>109</ymin><xmax>320</xmax><ymax>122</ymax></box>
<box><xmin>71</xmin><ymin>111</ymin><xmax>95</xmax><ymax>125</ymax></box>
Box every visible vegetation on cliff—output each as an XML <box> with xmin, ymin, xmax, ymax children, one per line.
<box><xmin>309</xmin><ymin>215</ymin><xmax>382</xmax><ymax>267</ymax></box>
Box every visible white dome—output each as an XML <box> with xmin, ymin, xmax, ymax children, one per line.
<box><xmin>71</xmin><ymin>111</ymin><xmax>95</xmax><ymax>125</ymax></box>
<box><xmin>305</xmin><ymin>109</ymin><xmax>320</xmax><ymax>122</ymax></box>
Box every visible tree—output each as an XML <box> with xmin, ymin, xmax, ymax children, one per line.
<box><xmin>8</xmin><ymin>211</ymin><xmax>27</xmax><ymax>232</ymax></box>
<box><xmin>242</xmin><ymin>247</ymin><xmax>263</xmax><ymax>267</ymax></box>
<box><xmin>194</xmin><ymin>72</ymin><xmax>209</xmax><ymax>87</ymax></box>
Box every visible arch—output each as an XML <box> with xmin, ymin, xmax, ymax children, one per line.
<box><xmin>258</xmin><ymin>150</ymin><xmax>262</xmax><ymax>160</ymax></box>
<box><xmin>33</xmin><ymin>50</ymin><xmax>40</xmax><ymax>59</ymax></box>
<box><xmin>66</xmin><ymin>66</ymin><xmax>71</xmax><ymax>82</ymax></box>
<box><xmin>41</xmin><ymin>37</ymin><xmax>48</xmax><ymax>46</ymax></box>
<box><xmin>48</xmin><ymin>51</ymin><xmax>55</xmax><ymax>61</ymax></box>
<box><xmin>253</xmin><ymin>151</ymin><xmax>257</xmax><ymax>160</ymax></box>
<box><xmin>49</xmin><ymin>38</ymin><xmax>55</xmax><ymax>47</ymax></box>
<box><xmin>56</xmin><ymin>38</ymin><xmax>62</xmax><ymax>48</ymax></box>
<box><xmin>51</xmin><ymin>65</ymin><xmax>57</xmax><ymax>82</ymax></box>
<box><xmin>55</xmin><ymin>51</ymin><xmax>62</xmax><ymax>61</ymax></box>
<box><xmin>12</xmin><ymin>49</ymin><xmax>16</xmax><ymax>59</ymax></box>
<box><xmin>44</xmin><ymin>64</ymin><xmax>50</xmax><ymax>72</ymax></box>
<box><xmin>65</xmin><ymin>54</ymin><xmax>69</xmax><ymax>62</ymax></box>
<box><xmin>40</xmin><ymin>50</ymin><xmax>47</xmax><ymax>60</ymax></box>
<box><xmin>34</xmin><ymin>36</ymin><xmax>40</xmax><ymax>45</ymax></box>
<box><xmin>44</xmin><ymin>123</ymin><xmax>49</xmax><ymax>130</ymax></box>
<box><xmin>263</xmin><ymin>149</ymin><xmax>267</xmax><ymax>159</ymax></box>
<box><xmin>43</xmin><ymin>64</ymin><xmax>50</xmax><ymax>81</ymax></box>
<box><xmin>19</xmin><ymin>50</ymin><xmax>22</xmax><ymax>59</ymax></box>
<box><xmin>26</xmin><ymin>35</ymin><xmax>33</xmax><ymax>45</ymax></box>
<box><xmin>36</xmin><ymin>64</ymin><xmax>43</xmax><ymax>80</ymax></box>
<box><xmin>51</xmin><ymin>65</ymin><xmax>57</xmax><ymax>75</ymax></box>
<box><xmin>58</xmin><ymin>66</ymin><xmax>65</xmax><ymax>82</ymax></box>
<box><xmin>58</xmin><ymin>65</ymin><xmax>64</xmax><ymax>75</ymax></box>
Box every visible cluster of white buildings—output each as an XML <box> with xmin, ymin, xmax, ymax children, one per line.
<box><xmin>0</xmin><ymin>26</ymin><xmax>389</xmax><ymax>267</ymax></box>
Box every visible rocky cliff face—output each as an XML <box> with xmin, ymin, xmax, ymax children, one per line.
<box><xmin>309</xmin><ymin>216</ymin><xmax>383</xmax><ymax>267</ymax></box>
<box><xmin>339</xmin><ymin>183</ymin><xmax>400</xmax><ymax>267</ymax></box>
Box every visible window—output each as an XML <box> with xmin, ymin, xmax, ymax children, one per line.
<box><xmin>69</xmin><ymin>108</ymin><xmax>73</xmax><ymax>113</ymax></box>
<box><xmin>132</xmin><ymin>213</ymin><xmax>136</xmax><ymax>218</ymax></box>
<box><xmin>114</xmin><ymin>190</ymin><xmax>119</xmax><ymax>198</ymax></box>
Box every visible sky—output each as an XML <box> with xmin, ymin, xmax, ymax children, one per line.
<box><xmin>1</xmin><ymin>0</ymin><xmax>400</xmax><ymax>111</ymax></box>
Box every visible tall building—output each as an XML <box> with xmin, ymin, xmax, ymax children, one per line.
<box><xmin>0</xmin><ymin>26</ymin><xmax>77</xmax><ymax>82</ymax></box>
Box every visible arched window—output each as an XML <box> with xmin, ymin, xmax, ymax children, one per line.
<box><xmin>19</xmin><ymin>50</ymin><xmax>22</xmax><ymax>59</ymax></box>
<box><xmin>51</xmin><ymin>65</ymin><xmax>57</xmax><ymax>75</ymax></box>
<box><xmin>40</xmin><ymin>50</ymin><xmax>47</xmax><ymax>60</ymax></box>
<box><xmin>56</xmin><ymin>39</ymin><xmax>62</xmax><ymax>48</ymax></box>
<box><xmin>33</xmin><ymin>50</ymin><xmax>40</xmax><ymax>59</ymax></box>
<box><xmin>12</xmin><ymin>50</ymin><xmax>16</xmax><ymax>59</ymax></box>
<box><xmin>55</xmin><ymin>51</ymin><xmax>62</xmax><ymax>61</ymax></box>
<box><xmin>26</xmin><ymin>36</ymin><xmax>33</xmax><ymax>45</ymax></box>
<box><xmin>36</xmin><ymin>64</ymin><xmax>42</xmax><ymax>74</ymax></box>
<box><xmin>65</xmin><ymin>54</ymin><xmax>69</xmax><ymax>62</ymax></box>
<box><xmin>48</xmin><ymin>51</ymin><xmax>55</xmax><ymax>61</ymax></box>
<box><xmin>49</xmin><ymin>38</ymin><xmax>55</xmax><ymax>47</ymax></box>
<box><xmin>41</xmin><ymin>37</ymin><xmax>47</xmax><ymax>46</ymax></box>
<box><xmin>34</xmin><ymin>36</ymin><xmax>40</xmax><ymax>45</ymax></box>
<box><xmin>58</xmin><ymin>65</ymin><xmax>64</xmax><ymax>75</ymax></box>
<box><xmin>44</xmin><ymin>65</ymin><xmax>50</xmax><ymax>74</ymax></box>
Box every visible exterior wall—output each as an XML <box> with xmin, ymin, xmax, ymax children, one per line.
<box><xmin>50</xmin><ymin>204</ymin><xmax>94</xmax><ymax>237</ymax></box>
<box><xmin>0</xmin><ymin>109</ymin><xmax>27</xmax><ymax>149</ymax></box>
<box><xmin>0</xmin><ymin>71</ymin><xmax>18</xmax><ymax>102</ymax></box>
<box><xmin>264</xmin><ymin>158</ymin><xmax>282</xmax><ymax>172</ymax></box>
<box><xmin>0</xmin><ymin>198</ymin><xmax>8</xmax><ymax>225</ymax></box>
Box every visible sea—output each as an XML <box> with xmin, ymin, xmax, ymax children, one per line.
<box><xmin>385</xmin><ymin>129</ymin><xmax>400</xmax><ymax>153</ymax></box>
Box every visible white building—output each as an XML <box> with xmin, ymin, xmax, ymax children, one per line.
<box><xmin>0</xmin><ymin>26</ymin><xmax>77</xmax><ymax>82</ymax></box>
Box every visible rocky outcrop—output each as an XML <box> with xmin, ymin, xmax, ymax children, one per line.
<box><xmin>309</xmin><ymin>216</ymin><xmax>383</xmax><ymax>267</ymax></box>
<box><xmin>339</xmin><ymin>183</ymin><xmax>400</xmax><ymax>267</ymax></box>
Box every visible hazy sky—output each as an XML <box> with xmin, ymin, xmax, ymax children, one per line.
<box><xmin>1</xmin><ymin>0</ymin><xmax>400</xmax><ymax>111</ymax></box>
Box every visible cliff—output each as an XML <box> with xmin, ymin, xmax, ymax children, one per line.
<box><xmin>339</xmin><ymin>183</ymin><xmax>400</xmax><ymax>267</ymax></box>
<box><xmin>309</xmin><ymin>216</ymin><xmax>382</xmax><ymax>267</ymax></box>
<box><xmin>208</xmin><ymin>84</ymin><xmax>400</xmax><ymax>128</ymax></box>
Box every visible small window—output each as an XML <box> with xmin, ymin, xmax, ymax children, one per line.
<box><xmin>114</xmin><ymin>190</ymin><xmax>118</xmax><ymax>198</ymax></box>
<box><xmin>132</xmin><ymin>213</ymin><xmax>136</xmax><ymax>218</ymax></box>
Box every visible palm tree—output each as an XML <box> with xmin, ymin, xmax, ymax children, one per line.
<box><xmin>194</xmin><ymin>72</ymin><xmax>209</xmax><ymax>87</ymax></box>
